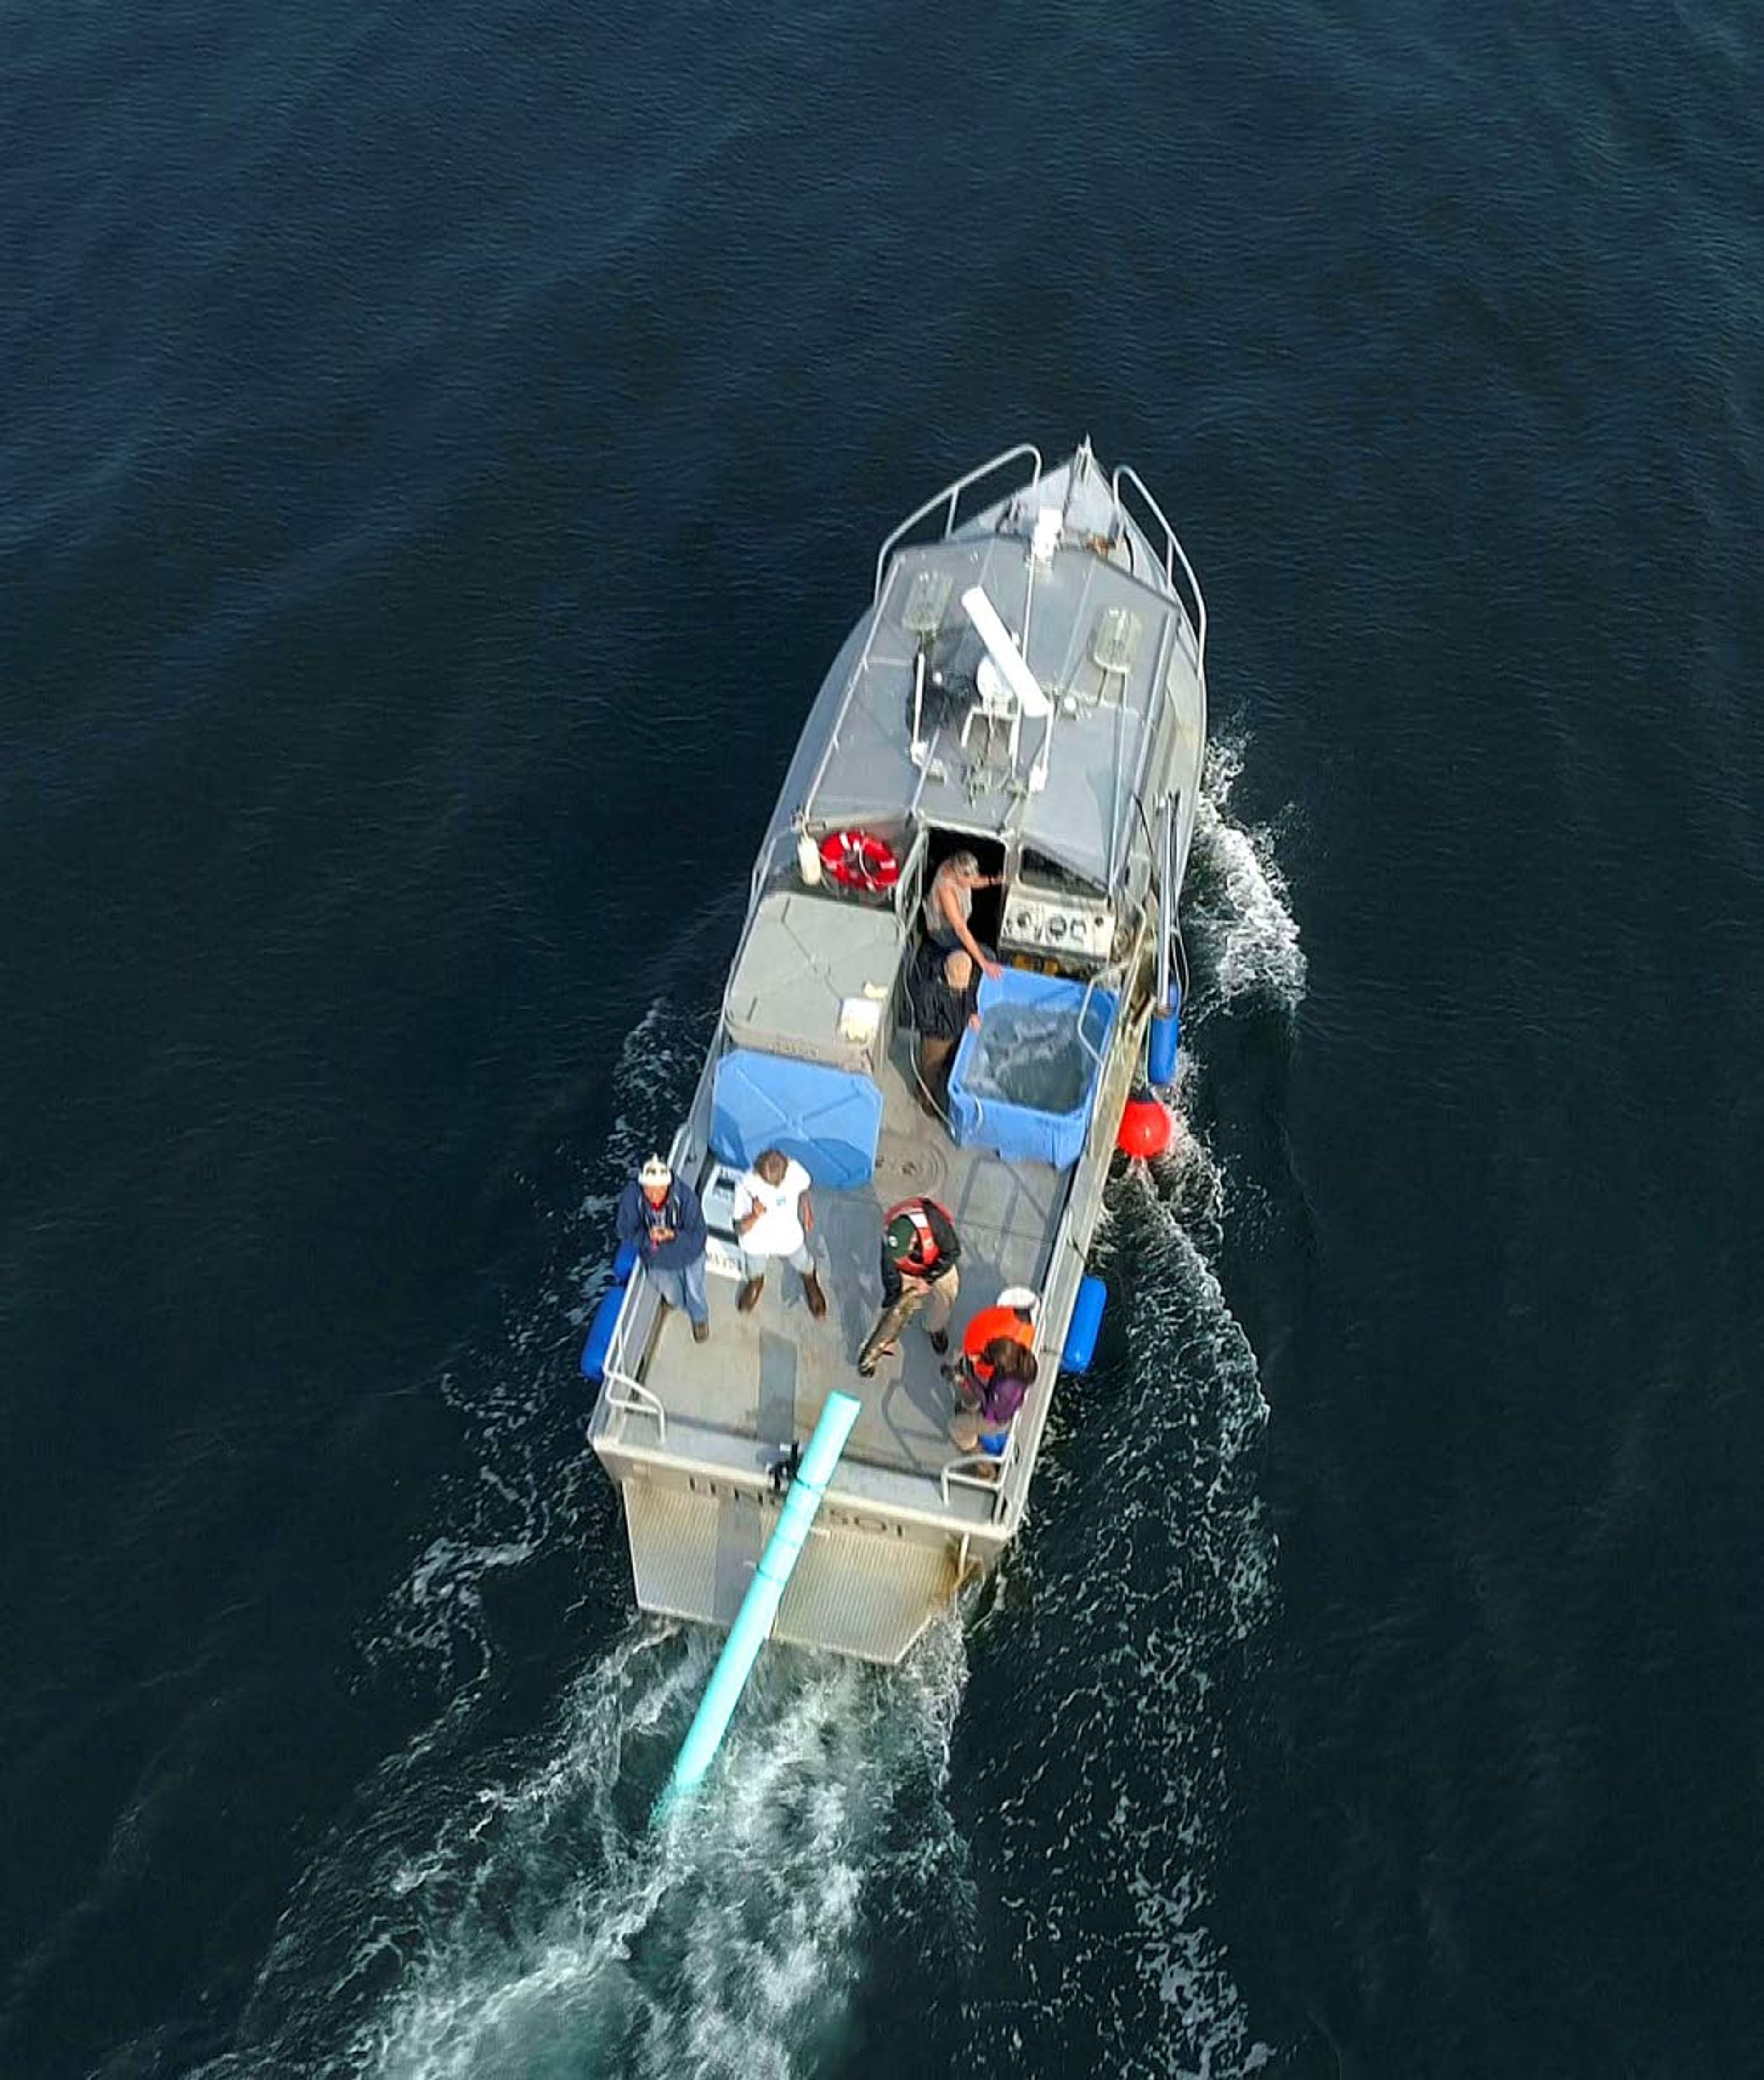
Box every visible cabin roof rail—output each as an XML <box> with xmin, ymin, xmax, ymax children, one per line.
<box><xmin>1111</xmin><ymin>464</ymin><xmax>1209</xmax><ymax>671</ymax></box>
<box><xmin>873</xmin><ymin>443</ymin><xmax>1044</xmax><ymax>604</ymax></box>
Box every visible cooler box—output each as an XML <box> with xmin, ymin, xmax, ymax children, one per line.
<box><xmin>947</xmin><ymin>969</ymin><xmax>1118</xmax><ymax>1169</ymax></box>
<box><xmin>698</xmin><ymin>1161</ymin><xmax>749</xmax><ymax>1281</ymax></box>
<box><xmin>709</xmin><ymin>1049</ymin><xmax>885</xmax><ymax>1190</ymax></box>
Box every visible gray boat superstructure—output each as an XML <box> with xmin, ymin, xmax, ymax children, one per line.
<box><xmin>589</xmin><ymin>442</ymin><xmax>1206</xmax><ymax>1663</ymax></box>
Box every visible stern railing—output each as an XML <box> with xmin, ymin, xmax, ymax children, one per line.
<box><xmin>940</xmin><ymin>1428</ymin><xmax>1021</xmax><ymax>1513</ymax></box>
<box><xmin>603</xmin><ymin>1370</ymin><xmax>667</xmax><ymax>1443</ymax></box>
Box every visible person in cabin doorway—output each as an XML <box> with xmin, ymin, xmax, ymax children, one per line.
<box><xmin>733</xmin><ymin>1148</ymin><xmax>827</xmax><ymax>1319</ymax></box>
<box><xmin>616</xmin><ymin>1155</ymin><xmax>710</xmax><ymax>1342</ymax></box>
<box><xmin>914</xmin><ymin>946</ymin><xmax>982</xmax><ymax>1120</ymax></box>
<box><xmin>922</xmin><ymin>850</ymin><xmax>1004</xmax><ymax>980</ymax></box>
<box><xmin>857</xmin><ymin>1196</ymin><xmax>962</xmax><ymax>1377</ymax></box>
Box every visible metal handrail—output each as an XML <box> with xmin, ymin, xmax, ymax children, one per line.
<box><xmin>891</xmin><ymin>824</ymin><xmax>931</xmax><ymax>928</ymax></box>
<box><xmin>873</xmin><ymin>443</ymin><xmax>1044</xmax><ymax>604</ymax></box>
<box><xmin>600</xmin><ymin>1272</ymin><xmax>637</xmax><ymax>1382</ymax></box>
<box><xmin>598</xmin><ymin>1058</ymin><xmax>722</xmax><ymax>1453</ymax></box>
<box><xmin>600</xmin><ymin>1286</ymin><xmax>646</xmax><ymax>1413</ymax></box>
<box><xmin>939</xmin><ymin>1439</ymin><xmax>1014</xmax><ymax>1517</ymax></box>
<box><xmin>993</xmin><ymin>986</ymin><xmax>1150</xmax><ymax>1530</ymax></box>
<box><xmin>1156</xmin><ymin>792</ymin><xmax>1178</xmax><ymax>1009</ymax></box>
<box><xmin>600</xmin><ymin>1255</ymin><xmax>678</xmax><ymax>1445</ymax></box>
<box><xmin>1073</xmin><ymin>958</ymin><xmax>1123</xmax><ymax>1071</ymax></box>
<box><xmin>1111</xmin><ymin>465</ymin><xmax>1208</xmax><ymax>671</ymax></box>
<box><xmin>601</xmin><ymin>1239</ymin><xmax>689</xmax><ymax>1447</ymax></box>
<box><xmin>604</xmin><ymin>1372</ymin><xmax>667</xmax><ymax>1444</ymax></box>
<box><xmin>748</xmin><ymin>825</ymin><xmax>798</xmax><ymax>910</ymax></box>
<box><xmin>666</xmin><ymin>1119</ymin><xmax>699</xmax><ymax>1177</ymax></box>
<box><xmin>1116</xmin><ymin>607</ymin><xmax>1179</xmax><ymax>884</ymax></box>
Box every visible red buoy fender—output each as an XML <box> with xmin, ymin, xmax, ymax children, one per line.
<box><xmin>820</xmin><ymin>829</ymin><xmax>900</xmax><ymax>892</ymax></box>
<box><xmin>1117</xmin><ymin>1094</ymin><xmax>1173</xmax><ymax>1160</ymax></box>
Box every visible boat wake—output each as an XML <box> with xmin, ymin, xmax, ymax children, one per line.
<box><xmin>962</xmin><ymin>1164</ymin><xmax>1276</xmax><ymax>2077</ymax></box>
<box><xmin>358</xmin><ymin>1000</ymin><xmax>724</xmax><ymax>1706</ymax></box>
<box><xmin>1187</xmin><ymin>736</ymin><xmax>1308</xmax><ymax>1021</ymax></box>
<box><xmin>346</xmin><ymin>1620</ymin><xmax>969</xmax><ymax>2078</ymax></box>
<box><xmin>205</xmin><ymin>742</ymin><xmax>1302</xmax><ymax>2079</ymax></box>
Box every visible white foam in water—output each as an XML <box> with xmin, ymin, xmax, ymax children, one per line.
<box><xmin>939</xmin><ymin>736</ymin><xmax>1299</xmax><ymax>2072</ymax></box>
<box><xmin>1187</xmin><ymin>737</ymin><xmax>1307</xmax><ymax>1018</ymax></box>
<box><xmin>1147</xmin><ymin>1049</ymin><xmax>1228</xmax><ymax>1236</ymax></box>
<box><xmin>210</xmin><ymin>745</ymin><xmax>1302</xmax><ymax>2079</ymax></box>
<box><xmin>972</xmin><ymin>1169</ymin><xmax>1277</xmax><ymax>2077</ymax></box>
<box><xmin>355</xmin><ymin>995</ymin><xmax>723</xmax><ymax>1701</ymax></box>
<box><xmin>339</xmin><ymin>1617</ymin><xmax>968</xmax><ymax>2080</ymax></box>
<box><xmin>601</xmin><ymin>998</ymin><xmax>720</xmax><ymax>1191</ymax></box>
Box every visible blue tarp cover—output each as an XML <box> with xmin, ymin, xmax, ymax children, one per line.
<box><xmin>947</xmin><ymin>969</ymin><xmax>1118</xmax><ymax>1169</ymax></box>
<box><xmin>710</xmin><ymin>1049</ymin><xmax>884</xmax><ymax>1190</ymax></box>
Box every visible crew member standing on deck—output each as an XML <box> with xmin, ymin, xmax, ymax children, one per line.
<box><xmin>923</xmin><ymin>850</ymin><xmax>1004</xmax><ymax>980</ymax></box>
<box><xmin>733</xmin><ymin>1148</ymin><xmax>828</xmax><ymax>1320</ymax></box>
<box><xmin>857</xmin><ymin>1196</ymin><xmax>962</xmax><ymax>1378</ymax></box>
<box><xmin>616</xmin><ymin>1156</ymin><xmax>711</xmax><ymax>1343</ymax></box>
<box><xmin>945</xmin><ymin>1296</ymin><xmax>1038</xmax><ymax>1457</ymax></box>
<box><xmin>913</xmin><ymin>946</ymin><xmax>983</xmax><ymax>1121</ymax></box>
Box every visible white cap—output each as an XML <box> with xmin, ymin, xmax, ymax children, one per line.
<box><xmin>639</xmin><ymin>1156</ymin><xmax>672</xmax><ymax>1189</ymax></box>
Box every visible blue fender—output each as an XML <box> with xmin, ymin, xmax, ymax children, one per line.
<box><xmin>580</xmin><ymin>1284</ymin><xmax>627</xmax><ymax>1383</ymax></box>
<box><xmin>1147</xmin><ymin>984</ymin><xmax>1182</xmax><ymax>1087</ymax></box>
<box><xmin>1062</xmin><ymin>1275</ymin><xmax>1108</xmax><ymax>1374</ymax></box>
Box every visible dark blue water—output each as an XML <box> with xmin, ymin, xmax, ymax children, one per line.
<box><xmin>6</xmin><ymin>3</ymin><xmax>1762</xmax><ymax>2074</ymax></box>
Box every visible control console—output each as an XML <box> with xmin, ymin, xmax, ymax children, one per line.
<box><xmin>999</xmin><ymin>881</ymin><xmax>1117</xmax><ymax>964</ymax></box>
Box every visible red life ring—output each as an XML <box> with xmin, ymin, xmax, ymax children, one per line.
<box><xmin>820</xmin><ymin>829</ymin><xmax>900</xmax><ymax>892</ymax></box>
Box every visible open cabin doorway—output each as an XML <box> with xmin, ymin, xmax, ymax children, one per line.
<box><xmin>922</xmin><ymin>829</ymin><xmax>1007</xmax><ymax>963</ymax></box>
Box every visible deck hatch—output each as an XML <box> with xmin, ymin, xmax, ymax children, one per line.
<box><xmin>902</xmin><ymin>569</ymin><xmax>953</xmax><ymax>635</ymax></box>
<box><xmin>1090</xmin><ymin>605</ymin><xmax>1143</xmax><ymax>678</ymax></box>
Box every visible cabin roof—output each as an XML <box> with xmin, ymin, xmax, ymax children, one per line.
<box><xmin>804</xmin><ymin>530</ymin><xmax>1202</xmax><ymax>886</ymax></box>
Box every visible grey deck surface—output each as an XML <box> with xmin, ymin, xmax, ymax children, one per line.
<box><xmin>637</xmin><ymin>1031</ymin><xmax>1066</xmax><ymax>1480</ymax></box>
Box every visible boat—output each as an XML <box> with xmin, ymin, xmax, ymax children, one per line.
<box><xmin>586</xmin><ymin>441</ymin><xmax>1206</xmax><ymax>1665</ymax></box>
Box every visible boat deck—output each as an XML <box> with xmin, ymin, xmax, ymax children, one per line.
<box><xmin>633</xmin><ymin>1030</ymin><xmax>1066</xmax><ymax>1483</ymax></box>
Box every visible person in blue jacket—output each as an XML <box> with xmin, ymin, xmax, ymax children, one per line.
<box><xmin>616</xmin><ymin>1155</ymin><xmax>711</xmax><ymax>1342</ymax></box>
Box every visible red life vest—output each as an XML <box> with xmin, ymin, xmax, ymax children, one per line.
<box><xmin>962</xmin><ymin>1304</ymin><xmax>1036</xmax><ymax>1381</ymax></box>
<box><xmin>884</xmin><ymin>1196</ymin><xmax>953</xmax><ymax>1276</ymax></box>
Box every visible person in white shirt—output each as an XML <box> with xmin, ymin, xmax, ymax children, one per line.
<box><xmin>733</xmin><ymin>1148</ymin><xmax>827</xmax><ymax>1319</ymax></box>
